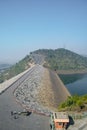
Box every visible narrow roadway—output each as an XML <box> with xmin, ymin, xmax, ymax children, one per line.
<box><xmin>0</xmin><ymin>65</ymin><xmax>50</xmax><ymax>130</ymax></box>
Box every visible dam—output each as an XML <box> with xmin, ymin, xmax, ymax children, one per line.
<box><xmin>13</xmin><ymin>64</ymin><xmax>70</xmax><ymax>113</ymax></box>
<box><xmin>0</xmin><ymin>64</ymin><xmax>76</xmax><ymax>130</ymax></box>
<box><xmin>0</xmin><ymin>64</ymin><xmax>70</xmax><ymax>114</ymax></box>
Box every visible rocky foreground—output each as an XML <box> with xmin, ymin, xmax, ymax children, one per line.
<box><xmin>14</xmin><ymin>65</ymin><xmax>70</xmax><ymax>115</ymax></box>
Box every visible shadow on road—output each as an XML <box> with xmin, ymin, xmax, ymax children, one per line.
<box><xmin>66</xmin><ymin>116</ymin><xmax>74</xmax><ymax>129</ymax></box>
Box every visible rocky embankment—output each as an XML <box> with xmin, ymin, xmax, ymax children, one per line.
<box><xmin>14</xmin><ymin>65</ymin><xmax>51</xmax><ymax>114</ymax></box>
<box><xmin>14</xmin><ymin>65</ymin><xmax>70</xmax><ymax>115</ymax></box>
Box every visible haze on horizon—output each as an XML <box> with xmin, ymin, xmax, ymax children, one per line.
<box><xmin>0</xmin><ymin>0</ymin><xmax>87</xmax><ymax>64</ymax></box>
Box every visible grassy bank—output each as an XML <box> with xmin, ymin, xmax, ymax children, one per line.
<box><xmin>58</xmin><ymin>95</ymin><xmax>87</xmax><ymax>112</ymax></box>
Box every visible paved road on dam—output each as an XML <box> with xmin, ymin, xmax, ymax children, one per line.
<box><xmin>0</xmin><ymin>65</ymin><xmax>50</xmax><ymax>130</ymax></box>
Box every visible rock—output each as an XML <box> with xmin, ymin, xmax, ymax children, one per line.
<box><xmin>14</xmin><ymin>65</ymin><xmax>50</xmax><ymax>115</ymax></box>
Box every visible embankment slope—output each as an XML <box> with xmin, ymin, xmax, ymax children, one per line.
<box><xmin>38</xmin><ymin>68</ymin><xmax>70</xmax><ymax>111</ymax></box>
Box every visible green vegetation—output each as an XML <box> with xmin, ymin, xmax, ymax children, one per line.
<box><xmin>58</xmin><ymin>95</ymin><xmax>87</xmax><ymax>111</ymax></box>
<box><xmin>0</xmin><ymin>55</ymin><xmax>32</xmax><ymax>83</ymax></box>
<box><xmin>33</xmin><ymin>48</ymin><xmax>87</xmax><ymax>71</ymax></box>
<box><xmin>1</xmin><ymin>48</ymin><xmax>87</xmax><ymax>83</ymax></box>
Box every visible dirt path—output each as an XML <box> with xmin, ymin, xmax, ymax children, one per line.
<box><xmin>38</xmin><ymin>68</ymin><xmax>70</xmax><ymax>111</ymax></box>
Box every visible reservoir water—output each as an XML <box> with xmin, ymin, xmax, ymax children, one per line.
<box><xmin>59</xmin><ymin>74</ymin><xmax>87</xmax><ymax>95</ymax></box>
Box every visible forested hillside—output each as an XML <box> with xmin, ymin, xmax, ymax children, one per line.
<box><xmin>33</xmin><ymin>48</ymin><xmax>87</xmax><ymax>71</ymax></box>
<box><xmin>0</xmin><ymin>55</ymin><xmax>32</xmax><ymax>83</ymax></box>
<box><xmin>0</xmin><ymin>48</ymin><xmax>87</xmax><ymax>83</ymax></box>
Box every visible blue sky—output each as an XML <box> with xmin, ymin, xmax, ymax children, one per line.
<box><xmin>0</xmin><ymin>0</ymin><xmax>87</xmax><ymax>63</ymax></box>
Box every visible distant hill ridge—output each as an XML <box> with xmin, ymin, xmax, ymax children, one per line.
<box><xmin>0</xmin><ymin>64</ymin><xmax>11</xmax><ymax>70</ymax></box>
<box><xmin>0</xmin><ymin>48</ymin><xmax>87</xmax><ymax>83</ymax></box>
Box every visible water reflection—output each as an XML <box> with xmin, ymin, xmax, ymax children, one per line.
<box><xmin>59</xmin><ymin>74</ymin><xmax>87</xmax><ymax>95</ymax></box>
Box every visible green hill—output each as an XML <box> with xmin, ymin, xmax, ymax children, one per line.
<box><xmin>0</xmin><ymin>48</ymin><xmax>87</xmax><ymax>83</ymax></box>
<box><xmin>33</xmin><ymin>48</ymin><xmax>87</xmax><ymax>71</ymax></box>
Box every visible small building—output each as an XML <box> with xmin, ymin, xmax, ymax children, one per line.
<box><xmin>50</xmin><ymin>112</ymin><xmax>69</xmax><ymax>130</ymax></box>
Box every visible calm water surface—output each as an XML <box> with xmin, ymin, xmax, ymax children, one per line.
<box><xmin>59</xmin><ymin>74</ymin><xmax>87</xmax><ymax>95</ymax></box>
